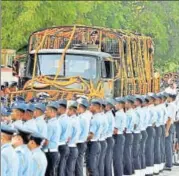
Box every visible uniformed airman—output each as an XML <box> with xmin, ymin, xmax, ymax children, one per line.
<box><xmin>57</xmin><ymin>99</ymin><xmax>70</xmax><ymax>176</ymax></box>
<box><xmin>28</xmin><ymin>132</ymin><xmax>48</xmax><ymax>176</ymax></box>
<box><xmin>113</xmin><ymin>97</ymin><xmax>126</xmax><ymax>176</ymax></box>
<box><xmin>10</xmin><ymin>102</ymin><xmax>26</xmax><ymax>127</ymax></box>
<box><xmin>23</xmin><ymin>103</ymin><xmax>38</xmax><ymax>132</ymax></box>
<box><xmin>104</xmin><ymin>98</ymin><xmax>115</xmax><ymax>176</ymax></box>
<box><xmin>98</xmin><ymin>100</ymin><xmax>108</xmax><ymax>176</ymax></box>
<box><xmin>44</xmin><ymin>101</ymin><xmax>61</xmax><ymax>176</ymax></box>
<box><xmin>11</xmin><ymin>125</ymin><xmax>33</xmax><ymax>176</ymax></box>
<box><xmin>66</xmin><ymin>100</ymin><xmax>80</xmax><ymax>176</ymax></box>
<box><xmin>174</xmin><ymin>93</ymin><xmax>179</xmax><ymax>165</ymax></box>
<box><xmin>33</xmin><ymin>103</ymin><xmax>47</xmax><ymax>139</ymax></box>
<box><xmin>1</xmin><ymin>123</ymin><xmax>19</xmax><ymax>176</ymax></box>
<box><xmin>86</xmin><ymin>99</ymin><xmax>102</xmax><ymax>176</ymax></box>
<box><xmin>123</xmin><ymin>95</ymin><xmax>135</xmax><ymax>176</ymax></box>
<box><xmin>160</xmin><ymin>92</ymin><xmax>168</xmax><ymax>170</ymax></box>
<box><xmin>153</xmin><ymin>93</ymin><xmax>163</xmax><ymax>174</ymax></box>
<box><xmin>145</xmin><ymin>93</ymin><xmax>157</xmax><ymax>175</ymax></box>
<box><xmin>1</xmin><ymin>106</ymin><xmax>11</xmax><ymax>124</ymax></box>
<box><xmin>131</xmin><ymin>95</ymin><xmax>142</xmax><ymax>176</ymax></box>
<box><xmin>135</xmin><ymin>95</ymin><xmax>148</xmax><ymax>176</ymax></box>
<box><xmin>75</xmin><ymin>98</ymin><xmax>91</xmax><ymax>176</ymax></box>
<box><xmin>164</xmin><ymin>93</ymin><xmax>177</xmax><ymax>171</ymax></box>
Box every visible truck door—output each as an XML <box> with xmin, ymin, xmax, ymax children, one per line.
<box><xmin>101</xmin><ymin>58</ymin><xmax>114</xmax><ymax>98</ymax></box>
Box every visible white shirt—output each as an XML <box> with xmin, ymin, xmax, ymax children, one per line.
<box><xmin>166</xmin><ymin>101</ymin><xmax>177</xmax><ymax>124</ymax></box>
<box><xmin>165</xmin><ymin>87</ymin><xmax>177</xmax><ymax>94</ymax></box>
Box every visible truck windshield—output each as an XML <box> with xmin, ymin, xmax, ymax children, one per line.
<box><xmin>37</xmin><ymin>54</ymin><xmax>97</xmax><ymax>80</ymax></box>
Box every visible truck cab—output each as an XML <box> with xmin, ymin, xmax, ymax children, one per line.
<box><xmin>23</xmin><ymin>48</ymin><xmax>115</xmax><ymax>98</ymax></box>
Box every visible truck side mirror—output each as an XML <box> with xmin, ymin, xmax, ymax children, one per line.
<box><xmin>101</xmin><ymin>61</ymin><xmax>107</xmax><ymax>78</ymax></box>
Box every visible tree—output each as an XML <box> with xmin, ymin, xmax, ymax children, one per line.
<box><xmin>2</xmin><ymin>1</ymin><xmax>179</xmax><ymax>72</ymax></box>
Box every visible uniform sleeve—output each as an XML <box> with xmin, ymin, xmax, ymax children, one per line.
<box><xmin>43</xmin><ymin>122</ymin><xmax>48</xmax><ymax>139</ymax></box>
<box><xmin>134</xmin><ymin>111</ymin><xmax>140</xmax><ymax>125</ymax></box>
<box><xmin>81</xmin><ymin>118</ymin><xmax>89</xmax><ymax>137</ymax></box>
<box><xmin>67</xmin><ymin>120</ymin><xmax>72</xmax><ymax>139</ymax></box>
<box><xmin>151</xmin><ymin>108</ymin><xmax>157</xmax><ymax>124</ymax></box>
<box><xmin>89</xmin><ymin>119</ymin><xmax>97</xmax><ymax>134</ymax></box>
<box><xmin>31</xmin><ymin>156</ymin><xmax>42</xmax><ymax>176</ymax></box>
<box><xmin>167</xmin><ymin>105</ymin><xmax>174</xmax><ymax>120</ymax></box>
<box><xmin>16</xmin><ymin>151</ymin><xmax>25</xmax><ymax>176</ymax></box>
<box><xmin>1</xmin><ymin>155</ymin><xmax>7</xmax><ymax>176</ymax></box>
<box><xmin>103</xmin><ymin>117</ymin><xmax>108</xmax><ymax>134</ymax></box>
<box><xmin>122</xmin><ymin>113</ymin><xmax>127</xmax><ymax>131</ymax></box>
<box><xmin>114</xmin><ymin>112</ymin><xmax>120</xmax><ymax>129</ymax></box>
<box><xmin>51</xmin><ymin>123</ymin><xmax>61</xmax><ymax>147</ymax></box>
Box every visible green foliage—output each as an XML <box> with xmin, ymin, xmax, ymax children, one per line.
<box><xmin>2</xmin><ymin>1</ymin><xmax>179</xmax><ymax>73</ymax></box>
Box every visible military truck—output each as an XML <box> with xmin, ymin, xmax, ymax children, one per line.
<box><xmin>12</xmin><ymin>25</ymin><xmax>160</xmax><ymax>101</ymax></box>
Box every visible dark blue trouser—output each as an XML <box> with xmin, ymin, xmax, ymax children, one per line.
<box><xmin>45</xmin><ymin>152</ymin><xmax>60</xmax><ymax>176</ymax></box>
<box><xmin>154</xmin><ymin>126</ymin><xmax>162</xmax><ymax>165</ymax></box>
<box><xmin>113</xmin><ymin>134</ymin><xmax>125</xmax><ymax>176</ymax></box>
<box><xmin>66</xmin><ymin>147</ymin><xmax>78</xmax><ymax>176</ymax></box>
<box><xmin>104</xmin><ymin>137</ymin><xmax>114</xmax><ymax>176</ymax></box>
<box><xmin>98</xmin><ymin>140</ymin><xmax>107</xmax><ymax>176</ymax></box>
<box><xmin>86</xmin><ymin>141</ymin><xmax>101</xmax><ymax>176</ymax></box>
<box><xmin>165</xmin><ymin>124</ymin><xmax>174</xmax><ymax>168</ymax></box>
<box><xmin>132</xmin><ymin>133</ymin><xmax>141</xmax><ymax>171</ymax></box>
<box><xmin>145</xmin><ymin>126</ymin><xmax>155</xmax><ymax>167</ymax></box>
<box><xmin>175</xmin><ymin>123</ymin><xmax>179</xmax><ymax>142</ymax></box>
<box><xmin>75</xmin><ymin>143</ymin><xmax>87</xmax><ymax>176</ymax></box>
<box><xmin>58</xmin><ymin>144</ymin><xmax>69</xmax><ymax>176</ymax></box>
<box><xmin>123</xmin><ymin>133</ymin><xmax>134</xmax><ymax>175</ymax></box>
<box><xmin>160</xmin><ymin>125</ymin><xmax>166</xmax><ymax>164</ymax></box>
<box><xmin>140</xmin><ymin>130</ymin><xmax>148</xmax><ymax>169</ymax></box>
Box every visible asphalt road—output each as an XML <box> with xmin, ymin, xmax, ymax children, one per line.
<box><xmin>83</xmin><ymin>166</ymin><xmax>179</xmax><ymax>176</ymax></box>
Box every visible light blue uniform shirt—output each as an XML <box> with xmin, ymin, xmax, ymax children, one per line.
<box><xmin>35</xmin><ymin>115</ymin><xmax>47</xmax><ymax>138</ymax></box>
<box><xmin>78</xmin><ymin>111</ymin><xmax>91</xmax><ymax>143</ymax></box>
<box><xmin>99</xmin><ymin>112</ymin><xmax>108</xmax><ymax>141</ymax></box>
<box><xmin>134</xmin><ymin>107</ymin><xmax>142</xmax><ymax>132</ymax></box>
<box><xmin>142</xmin><ymin>106</ymin><xmax>149</xmax><ymax>129</ymax></box>
<box><xmin>154</xmin><ymin>105</ymin><xmax>162</xmax><ymax>127</ymax></box>
<box><xmin>1</xmin><ymin>143</ymin><xmax>19</xmax><ymax>176</ymax></box>
<box><xmin>24</xmin><ymin>119</ymin><xmax>38</xmax><ymax>133</ymax></box>
<box><xmin>166</xmin><ymin>102</ymin><xmax>177</xmax><ymax>124</ymax></box>
<box><xmin>31</xmin><ymin>147</ymin><xmax>47</xmax><ymax>176</ymax></box>
<box><xmin>45</xmin><ymin>117</ymin><xmax>61</xmax><ymax>150</ymax></box>
<box><xmin>159</xmin><ymin>104</ymin><xmax>165</xmax><ymax>126</ymax></box>
<box><xmin>147</xmin><ymin>105</ymin><xmax>158</xmax><ymax>126</ymax></box>
<box><xmin>115</xmin><ymin>109</ymin><xmax>126</xmax><ymax>134</ymax></box>
<box><xmin>68</xmin><ymin>115</ymin><xmax>80</xmax><ymax>147</ymax></box>
<box><xmin>162</xmin><ymin>103</ymin><xmax>168</xmax><ymax>124</ymax></box>
<box><xmin>89</xmin><ymin>113</ymin><xmax>103</xmax><ymax>141</ymax></box>
<box><xmin>15</xmin><ymin>144</ymin><xmax>33</xmax><ymax>176</ymax></box>
<box><xmin>132</xmin><ymin>108</ymin><xmax>141</xmax><ymax>133</ymax></box>
<box><xmin>125</xmin><ymin>109</ymin><xmax>136</xmax><ymax>133</ymax></box>
<box><xmin>105</xmin><ymin>110</ymin><xmax>115</xmax><ymax>137</ymax></box>
<box><xmin>11</xmin><ymin>120</ymin><xmax>23</xmax><ymax>128</ymax></box>
<box><xmin>58</xmin><ymin>113</ymin><xmax>71</xmax><ymax>145</ymax></box>
<box><xmin>136</xmin><ymin>106</ymin><xmax>147</xmax><ymax>131</ymax></box>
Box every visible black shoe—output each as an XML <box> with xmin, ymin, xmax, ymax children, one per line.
<box><xmin>164</xmin><ymin>167</ymin><xmax>172</xmax><ymax>171</ymax></box>
<box><xmin>154</xmin><ymin>173</ymin><xmax>159</xmax><ymax>175</ymax></box>
<box><xmin>159</xmin><ymin>169</ymin><xmax>163</xmax><ymax>173</ymax></box>
<box><xmin>173</xmin><ymin>163</ymin><xmax>179</xmax><ymax>166</ymax></box>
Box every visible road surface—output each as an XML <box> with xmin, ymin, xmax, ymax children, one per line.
<box><xmin>83</xmin><ymin>166</ymin><xmax>179</xmax><ymax>175</ymax></box>
<box><xmin>161</xmin><ymin>166</ymin><xmax>179</xmax><ymax>176</ymax></box>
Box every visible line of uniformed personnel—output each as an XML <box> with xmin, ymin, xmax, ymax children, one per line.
<box><xmin>1</xmin><ymin>91</ymin><xmax>179</xmax><ymax>176</ymax></box>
